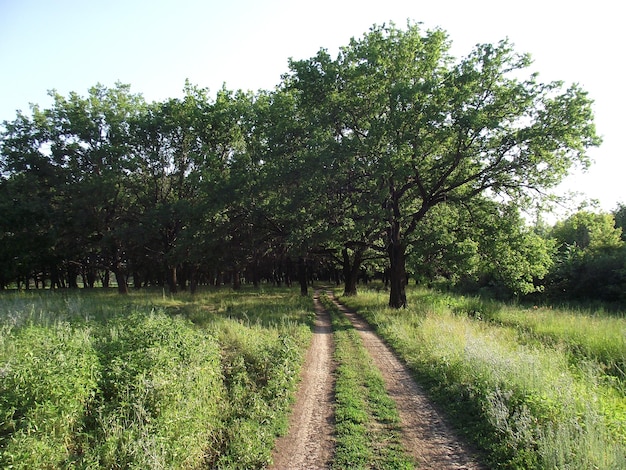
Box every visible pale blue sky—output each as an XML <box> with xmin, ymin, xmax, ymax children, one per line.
<box><xmin>1</xmin><ymin>0</ymin><xmax>623</xmax><ymax>216</ymax></box>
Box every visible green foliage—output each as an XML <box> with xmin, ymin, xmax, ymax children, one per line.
<box><xmin>547</xmin><ymin>210</ymin><xmax>626</xmax><ymax>301</ymax></box>
<box><xmin>2</xmin><ymin>22</ymin><xmax>600</xmax><ymax>307</ymax></box>
<box><xmin>410</xmin><ymin>200</ymin><xmax>556</xmax><ymax>297</ymax></box>
<box><xmin>467</xmin><ymin>203</ymin><xmax>555</xmax><ymax>297</ymax></box>
<box><xmin>0</xmin><ymin>287</ymin><xmax>313</xmax><ymax>469</ymax></box>
<box><xmin>552</xmin><ymin>211</ymin><xmax>624</xmax><ymax>252</ymax></box>
<box><xmin>613</xmin><ymin>203</ymin><xmax>626</xmax><ymax>242</ymax></box>
<box><xmin>0</xmin><ymin>323</ymin><xmax>99</xmax><ymax>468</ymax></box>
<box><xmin>92</xmin><ymin>311</ymin><xmax>224</xmax><ymax>468</ymax></box>
<box><xmin>287</xmin><ymin>21</ymin><xmax>599</xmax><ymax>307</ymax></box>
<box><xmin>211</xmin><ymin>320</ymin><xmax>307</xmax><ymax>468</ymax></box>
<box><xmin>339</xmin><ymin>286</ymin><xmax>626</xmax><ymax>469</ymax></box>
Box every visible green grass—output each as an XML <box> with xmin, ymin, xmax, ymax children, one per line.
<box><xmin>0</xmin><ymin>286</ymin><xmax>313</xmax><ymax>469</ymax></box>
<box><xmin>338</xmin><ymin>285</ymin><xmax>626</xmax><ymax>469</ymax></box>
<box><xmin>442</xmin><ymin>292</ymin><xmax>626</xmax><ymax>384</ymax></box>
<box><xmin>321</xmin><ymin>293</ymin><xmax>414</xmax><ymax>470</ymax></box>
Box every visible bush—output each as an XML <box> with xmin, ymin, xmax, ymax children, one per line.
<box><xmin>0</xmin><ymin>323</ymin><xmax>99</xmax><ymax>468</ymax></box>
<box><xmin>0</xmin><ymin>288</ymin><xmax>313</xmax><ymax>469</ymax></box>
<box><xmin>92</xmin><ymin>310</ymin><xmax>224</xmax><ymax>469</ymax></box>
<box><xmin>212</xmin><ymin>319</ymin><xmax>306</xmax><ymax>468</ymax></box>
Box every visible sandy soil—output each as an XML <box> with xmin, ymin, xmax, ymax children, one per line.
<box><xmin>269</xmin><ymin>289</ymin><xmax>484</xmax><ymax>469</ymax></box>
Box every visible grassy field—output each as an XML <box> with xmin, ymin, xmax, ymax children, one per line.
<box><xmin>337</xmin><ymin>285</ymin><xmax>626</xmax><ymax>469</ymax></box>
<box><xmin>0</xmin><ymin>287</ymin><xmax>313</xmax><ymax>469</ymax></box>
<box><xmin>2</xmin><ymin>284</ymin><xmax>625</xmax><ymax>469</ymax></box>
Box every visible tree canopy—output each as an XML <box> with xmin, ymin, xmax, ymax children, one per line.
<box><xmin>285</xmin><ymin>22</ymin><xmax>599</xmax><ymax>306</ymax></box>
<box><xmin>1</xmin><ymin>22</ymin><xmax>605</xmax><ymax>306</ymax></box>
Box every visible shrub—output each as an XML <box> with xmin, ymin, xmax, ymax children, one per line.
<box><xmin>212</xmin><ymin>319</ymin><xmax>307</xmax><ymax>468</ymax></box>
<box><xmin>92</xmin><ymin>310</ymin><xmax>224</xmax><ymax>469</ymax></box>
<box><xmin>0</xmin><ymin>323</ymin><xmax>99</xmax><ymax>468</ymax></box>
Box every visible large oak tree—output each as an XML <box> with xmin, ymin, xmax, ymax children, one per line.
<box><xmin>286</xmin><ymin>22</ymin><xmax>600</xmax><ymax>307</ymax></box>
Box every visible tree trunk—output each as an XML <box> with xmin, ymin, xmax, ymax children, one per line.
<box><xmin>132</xmin><ymin>272</ymin><xmax>141</xmax><ymax>289</ymax></box>
<box><xmin>86</xmin><ymin>268</ymin><xmax>97</xmax><ymax>288</ymax></box>
<box><xmin>298</xmin><ymin>257</ymin><xmax>308</xmax><ymax>296</ymax></box>
<box><xmin>189</xmin><ymin>267</ymin><xmax>198</xmax><ymax>294</ymax></box>
<box><xmin>387</xmin><ymin>191</ymin><xmax>408</xmax><ymax>310</ymax></box>
<box><xmin>285</xmin><ymin>258</ymin><xmax>293</xmax><ymax>287</ymax></box>
<box><xmin>167</xmin><ymin>265</ymin><xmax>178</xmax><ymax>293</ymax></box>
<box><xmin>386</xmin><ymin>179</ymin><xmax>408</xmax><ymax>308</ymax></box>
<box><xmin>233</xmin><ymin>269</ymin><xmax>241</xmax><ymax>290</ymax></box>
<box><xmin>178</xmin><ymin>265</ymin><xmax>188</xmax><ymax>291</ymax></box>
<box><xmin>67</xmin><ymin>263</ymin><xmax>79</xmax><ymax>289</ymax></box>
<box><xmin>342</xmin><ymin>247</ymin><xmax>363</xmax><ymax>296</ymax></box>
<box><xmin>251</xmin><ymin>259</ymin><xmax>260</xmax><ymax>288</ymax></box>
<box><xmin>388</xmin><ymin>239</ymin><xmax>407</xmax><ymax>308</ymax></box>
<box><xmin>50</xmin><ymin>265</ymin><xmax>60</xmax><ymax>289</ymax></box>
<box><xmin>113</xmin><ymin>268</ymin><xmax>129</xmax><ymax>295</ymax></box>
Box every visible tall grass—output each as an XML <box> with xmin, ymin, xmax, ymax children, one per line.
<box><xmin>0</xmin><ymin>322</ymin><xmax>100</xmax><ymax>467</ymax></box>
<box><xmin>485</xmin><ymin>302</ymin><xmax>625</xmax><ymax>383</ymax></box>
<box><xmin>339</xmin><ymin>286</ymin><xmax>626</xmax><ymax>469</ymax></box>
<box><xmin>0</xmin><ymin>286</ymin><xmax>313</xmax><ymax>469</ymax></box>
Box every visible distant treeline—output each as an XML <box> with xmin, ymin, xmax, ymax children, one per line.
<box><xmin>2</xmin><ymin>23</ymin><xmax>620</xmax><ymax>305</ymax></box>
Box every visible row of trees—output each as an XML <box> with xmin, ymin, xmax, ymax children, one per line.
<box><xmin>1</xmin><ymin>23</ymin><xmax>606</xmax><ymax>307</ymax></box>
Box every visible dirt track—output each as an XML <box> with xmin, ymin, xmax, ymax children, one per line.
<box><xmin>269</xmin><ymin>290</ymin><xmax>483</xmax><ymax>469</ymax></box>
<box><xmin>268</xmin><ymin>292</ymin><xmax>336</xmax><ymax>469</ymax></box>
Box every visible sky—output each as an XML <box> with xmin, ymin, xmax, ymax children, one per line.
<box><xmin>1</xmin><ymin>0</ymin><xmax>623</xmax><ymax>218</ymax></box>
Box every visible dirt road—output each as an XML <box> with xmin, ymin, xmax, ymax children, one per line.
<box><xmin>329</xmin><ymin>293</ymin><xmax>483</xmax><ymax>470</ymax></box>
<box><xmin>269</xmin><ymin>290</ymin><xmax>483</xmax><ymax>469</ymax></box>
<box><xmin>268</xmin><ymin>292</ymin><xmax>336</xmax><ymax>469</ymax></box>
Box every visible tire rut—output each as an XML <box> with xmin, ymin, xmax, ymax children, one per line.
<box><xmin>269</xmin><ymin>291</ymin><xmax>335</xmax><ymax>469</ymax></box>
<box><xmin>270</xmin><ymin>289</ymin><xmax>484</xmax><ymax>469</ymax></box>
<box><xmin>328</xmin><ymin>291</ymin><xmax>484</xmax><ymax>470</ymax></box>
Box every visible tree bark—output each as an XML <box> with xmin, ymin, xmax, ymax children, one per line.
<box><xmin>86</xmin><ymin>268</ymin><xmax>97</xmax><ymax>288</ymax></box>
<box><xmin>387</xmin><ymin>188</ymin><xmax>407</xmax><ymax>308</ymax></box>
<box><xmin>388</xmin><ymin>239</ymin><xmax>407</xmax><ymax>308</ymax></box>
<box><xmin>233</xmin><ymin>269</ymin><xmax>241</xmax><ymax>290</ymax></box>
<box><xmin>298</xmin><ymin>257</ymin><xmax>308</xmax><ymax>296</ymax></box>
<box><xmin>167</xmin><ymin>265</ymin><xmax>178</xmax><ymax>293</ymax></box>
<box><xmin>113</xmin><ymin>267</ymin><xmax>129</xmax><ymax>295</ymax></box>
<box><xmin>67</xmin><ymin>263</ymin><xmax>79</xmax><ymax>289</ymax></box>
<box><xmin>132</xmin><ymin>272</ymin><xmax>141</xmax><ymax>289</ymax></box>
<box><xmin>189</xmin><ymin>267</ymin><xmax>198</xmax><ymax>294</ymax></box>
<box><xmin>342</xmin><ymin>247</ymin><xmax>363</xmax><ymax>296</ymax></box>
<box><xmin>50</xmin><ymin>265</ymin><xmax>61</xmax><ymax>289</ymax></box>
<box><xmin>251</xmin><ymin>259</ymin><xmax>260</xmax><ymax>288</ymax></box>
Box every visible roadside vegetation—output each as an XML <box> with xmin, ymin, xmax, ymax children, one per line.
<box><xmin>0</xmin><ymin>287</ymin><xmax>313</xmax><ymax>469</ymax></box>
<box><xmin>338</xmin><ymin>285</ymin><xmax>626</xmax><ymax>469</ymax></box>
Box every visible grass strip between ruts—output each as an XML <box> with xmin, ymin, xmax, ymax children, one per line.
<box><xmin>320</xmin><ymin>293</ymin><xmax>415</xmax><ymax>469</ymax></box>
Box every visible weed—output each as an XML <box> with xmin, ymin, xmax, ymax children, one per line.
<box><xmin>0</xmin><ymin>322</ymin><xmax>99</xmax><ymax>468</ymax></box>
<box><xmin>0</xmin><ymin>287</ymin><xmax>313</xmax><ymax>469</ymax></box>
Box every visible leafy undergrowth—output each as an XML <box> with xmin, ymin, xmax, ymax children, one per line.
<box><xmin>0</xmin><ymin>287</ymin><xmax>313</xmax><ymax>469</ymax></box>
<box><xmin>320</xmin><ymin>294</ymin><xmax>414</xmax><ymax>469</ymax></box>
<box><xmin>338</xmin><ymin>286</ymin><xmax>626</xmax><ymax>470</ymax></box>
